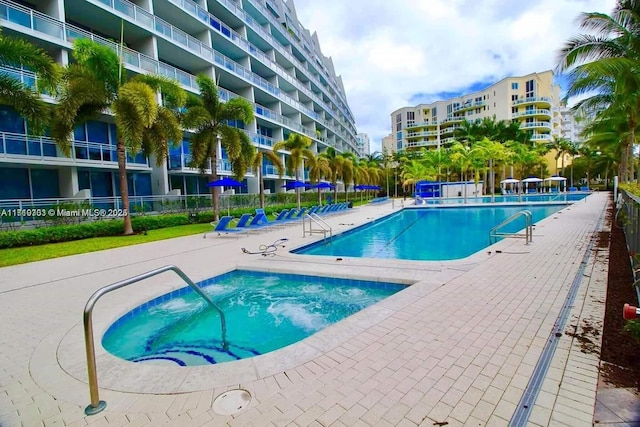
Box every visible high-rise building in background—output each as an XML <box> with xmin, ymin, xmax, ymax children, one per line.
<box><xmin>0</xmin><ymin>0</ymin><xmax>357</xmax><ymax>203</ymax></box>
<box><xmin>356</xmin><ymin>133</ymin><xmax>370</xmax><ymax>158</ymax></box>
<box><xmin>390</xmin><ymin>71</ymin><xmax>562</xmax><ymax>152</ymax></box>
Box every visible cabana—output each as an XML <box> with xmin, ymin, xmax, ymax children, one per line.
<box><xmin>500</xmin><ymin>178</ymin><xmax>520</xmax><ymax>195</ymax></box>
<box><xmin>521</xmin><ymin>176</ymin><xmax>543</xmax><ymax>193</ymax></box>
<box><xmin>544</xmin><ymin>175</ymin><xmax>567</xmax><ymax>192</ymax></box>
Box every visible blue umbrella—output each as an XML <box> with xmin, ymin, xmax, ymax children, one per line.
<box><xmin>207</xmin><ymin>177</ymin><xmax>244</xmax><ymax>216</ymax></box>
<box><xmin>207</xmin><ymin>177</ymin><xmax>244</xmax><ymax>187</ymax></box>
<box><xmin>282</xmin><ymin>181</ymin><xmax>311</xmax><ymax>189</ymax></box>
<box><xmin>312</xmin><ymin>182</ymin><xmax>334</xmax><ymax>189</ymax></box>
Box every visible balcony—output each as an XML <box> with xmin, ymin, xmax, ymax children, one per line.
<box><xmin>0</xmin><ymin>132</ymin><xmax>149</xmax><ymax>167</ymax></box>
<box><xmin>406</xmin><ymin>140</ymin><xmax>438</xmax><ymax>149</ymax></box>
<box><xmin>406</xmin><ymin>130</ymin><xmax>439</xmax><ymax>139</ymax></box>
<box><xmin>512</xmin><ymin>97</ymin><xmax>552</xmax><ymax>107</ymax></box>
<box><xmin>512</xmin><ymin>109</ymin><xmax>551</xmax><ymax>119</ymax></box>
<box><xmin>168</xmin><ymin>153</ymin><xmax>233</xmax><ymax>173</ymax></box>
<box><xmin>519</xmin><ymin>121</ymin><xmax>552</xmax><ymax>131</ymax></box>
<box><xmin>529</xmin><ymin>134</ymin><xmax>552</xmax><ymax>141</ymax></box>
<box><xmin>453</xmin><ymin>100</ymin><xmax>485</xmax><ymax>113</ymax></box>
<box><xmin>406</xmin><ymin>120</ymin><xmax>438</xmax><ymax>130</ymax></box>
<box><xmin>440</xmin><ymin>124</ymin><xmax>462</xmax><ymax>135</ymax></box>
<box><xmin>440</xmin><ymin>116</ymin><xmax>464</xmax><ymax>126</ymax></box>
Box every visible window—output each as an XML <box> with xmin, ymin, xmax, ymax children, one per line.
<box><xmin>526</xmin><ymin>79</ymin><xmax>535</xmax><ymax>98</ymax></box>
<box><xmin>407</xmin><ymin>111</ymin><xmax>415</xmax><ymax>121</ymax></box>
<box><xmin>395</xmin><ymin>113</ymin><xmax>402</xmax><ymax>132</ymax></box>
<box><xmin>512</xmin><ymin>107</ymin><xmax>518</xmax><ymax>114</ymax></box>
<box><xmin>512</xmin><ymin>82</ymin><xmax>518</xmax><ymax>90</ymax></box>
<box><xmin>511</xmin><ymin>94</ymin><xmax>518</xmax><ymax>101</ymax></box>
<box><xmin>432</xmin><ymin>108</ymin><xmax>437</xmax><ymax>117</ymax></box>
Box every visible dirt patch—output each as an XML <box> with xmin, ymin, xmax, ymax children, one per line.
<box><xmin>600</xmin><ymin>197</ymin><xmax>640</xmax><ymax>389</ymax></box>
<box><xmin>566</xmin><ymin>317</ymin><xmax>601</xmax><ymax>355</ymax></box>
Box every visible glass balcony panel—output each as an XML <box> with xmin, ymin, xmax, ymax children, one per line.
<box><xmin>113</xmin><ymin>0</ymin><xmax>135</xmax><ymax>18</ymax></box>
<box><xmin>74</xmin><ymin>146</ymin><xmax>89</xmax><ymax>160</ymax></box>
<box><xmin>43</xmin><ymin>141</ymin><xmax>57</xmax><ymax>157</ymax></box>
<box><xmin>33</xmin><ymin>16</ymin><xmax>63</xmax><ymax>38</ymax></box>
<box><xmin>5</xmin><ymin>6</ymin><xmax>31</xmax><ymax>27</ymax></box>
<box><xmin>27</xmin><ymin>139</ymin><xmax>41</xmax><ymax>156</ymax></box>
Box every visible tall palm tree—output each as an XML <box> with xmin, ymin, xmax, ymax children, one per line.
<box><xmin>51</xmin><ymin>39</ymin><xmax>185</xmax><ymax>235</ymax></box>
<box><xmin>182</xmin><ymin>75</ymin><xmax>255</xmax><ymax>221</ymax></box>
<box><xmin>308</xmin><ymin>153</ymin><xmax>331</xmax><ymax>205</ymax></box>
<box><xmin>251</xmin><ymin>148</ymin><xmax>284</xmax><ymax>209</ymax></box>
<box><xmin>0</xmin><ymin>30</ymin><xmax>59</xmax><ymax>134</ymax></box>
<box><xmin>273</xmin><ymin>133</ymin><xmax>315</xmax><ymax>209</ymax></box>
<box><xmin>557</xmin><ymin>0</ymin><xmax>640</xmax><ymax>182</ymax></box>
<box><xmin>319</xmin><ymin>146</ymin><xmax>344</xmax><ymax>202</ymax></box>
<box><xmin>450</xmin><ymin>141</ymin><xmax>472</xmax><ymax>202</ymax></box>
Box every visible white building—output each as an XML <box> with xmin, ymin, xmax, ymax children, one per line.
<box><xmin>356</xmin><ymin>133</ymin><xmax>370</xmax><ymax>158</ymax></box>
<box><xmin>0</xmin><ymin>0</ymin><xmax>358</xmax><ymax>203</ymax></box>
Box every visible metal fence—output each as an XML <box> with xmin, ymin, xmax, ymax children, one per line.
<box><xmin>617</xmin><ymin>189</ymin><xmax>640</xmax><ymax>304</ymax></box>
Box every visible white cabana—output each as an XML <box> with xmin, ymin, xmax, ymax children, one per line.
<box><xmin>500</xmin><ymin>178</ymin><xmax>520</xmax><ymax>194</ymax></box>
<box><xmin>521</xmin><ymin>176</ymin><xmax>543</xmax><ymax>193</ymax></box>
<box><xmin>544</xmin><ymin>175</ymin><xmax>567</xmax><ymax>192</ymax></box>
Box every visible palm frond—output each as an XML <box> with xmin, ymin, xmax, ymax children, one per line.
<box><xmin>72</xmin><ymin>38</ymin><xmax>122</xmax><ymax>92</ymax></box>
<box><xmin>117</xmin><ymin>81</ymin><xmax>159</xmax><ymax>128</ymax></box>
<box><xmin>0</xmin><ymin>32</ymin><xmax>59</xmax><ymax>91</ymax></box>
<box><xmin>220</xmin><ymin>98</ymin><xmax>255</xmax><ymax>123</ymax></box>
<box><xmin>0</xmin><ymin>74</ymin><xmax>51</xmax><ymax>135</ymax></box>
<box><xmin>134</xmin><ymin>74</ymin><xmax>187</xmax><ymax>109</ymax></box>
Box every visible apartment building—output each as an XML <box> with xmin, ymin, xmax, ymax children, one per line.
<box><xmin>390</xmin><ymin>71</ymin><xmax>562</xmax><ymax>152</ymax></box>
<box><xmin>355</xmin><ymin>133</ymin><xmax>370</xmax><ymax>158</ymax></box>
<box><xmin>0</xmin><ymin>0</ymin><xmax>358</xmax><ymax>203</ymax></box>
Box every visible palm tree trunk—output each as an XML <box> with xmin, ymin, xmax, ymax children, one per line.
<box><xmin>259</xmin><ymin>169</ymin><xmax>265</xmax><ymax>209</ymax></box>
<box><xmin>317</xmin><ymin>188</ymin><xmax>322</xmax><ymax>205</ymax></box>
<box><xmin>210</xmin><ymin>150</ymin><xmax>220</xmax><ymax>221</ymax></box>
<box><xmin>117</xmin><ymin>141</ymin><xmax>134</xmax><ymax>235</ymax></box>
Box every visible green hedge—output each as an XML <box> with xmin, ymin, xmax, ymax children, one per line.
<box><xmin>0</xmin><ymin>213</ymin><xmax>218</xmax><ymax>249</ymax></box>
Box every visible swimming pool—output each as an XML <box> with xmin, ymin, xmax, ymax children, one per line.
<box><xmin>293</xmin><ymin>204</ymin><xmax>567</xmax><ymax>261</ymax></box>
<box><xmin>417</xmin><ymin>193</ymin><xmax>588</xmax><ymax>204</ymax></box>
<box><xmin>102</xmin><ymin>270</ymin><xmax>405</xmax><ymax>366</ymax></box>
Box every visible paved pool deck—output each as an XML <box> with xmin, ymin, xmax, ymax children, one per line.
<box><xmin>0</xmin><ymin>192</ymin><xmax>624</xmax><ymax>426</ymax></box>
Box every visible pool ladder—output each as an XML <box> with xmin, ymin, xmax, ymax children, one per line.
<box><xmin>302</xmin><ymin>213</ymin><xmax>332</xmax><ymax>240</ymax></box>
<box><xmin>82</xmin><ymin>265</ymin><xmax>227</xmax><ymax>416</ymax></box>
<box><xmin>489</xmin><ymin>210</ymin><xmax>533</xmax><ymax>245</ymax></box>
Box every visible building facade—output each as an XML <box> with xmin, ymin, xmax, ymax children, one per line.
<box><xmin>390</xmin><ymin>71</ymin><xmax>562</xmax><ymax>152</ymax></box>
<box><xmin>0</xmin><ymin>0</ymin><xmax>358</xmax><ymax>203</ymax></box>
<box><xmin>355</xmin><ymin>133</ymin><xmax>370</xmax><ymax>158</ymax></box>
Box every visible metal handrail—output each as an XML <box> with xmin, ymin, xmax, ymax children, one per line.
<box><xmin>302</xmin><ymin>213</ymin><xmax>332</xmax><ymax>239</ymax></box>
<box><xmin>83</xmin><ymin>265</ymin><xmax>227</xmax><ymax>415</ymax></box>
<box><xmin>489</xmin><ymin>210</ymin><xmax>533</xmax><ymax>245</ymax></box>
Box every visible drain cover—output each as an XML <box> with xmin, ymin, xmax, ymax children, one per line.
<box><xmin>212</xmin><ymin>389</ymin><xmax>252</xmax><ymax>415</ymax></box>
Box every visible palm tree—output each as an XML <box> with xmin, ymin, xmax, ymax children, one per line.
<box><xmin>273</xmin><ymin>133</ymin><xmax>315</xmax><ymax>209</ymax></box>
<box><xmin>252</xmin><ymin>148</ymin><xmax>284</xmax><ymax>209</ymax></box>
<box><xmin>319</xmin><ymin>147</ymin><xmax>344</xmax><ymax>202</ymax></box>
<box><xmin>450</xmin><ymin>141</ymin><xmax>472</xmax><ymax>202</ymax></box>
<box><xmin>557</xmin><ymin>0</ymin><xmax>640</xmax><ymax>182</ymax></box>
<box><xmin>308</xmin><ymin>153</ymin><xmax>331</xmax><ymax>205</ymax></box>
<box><xmin>0</xmin><ymin>30</ymin><xmax>59</xmax><ymax>134</ymax></box>
<box><xmin>51</xmin><ymin>39</ymin><xmax>185</xmax><ymax>235</ymax></box>
<box><xmin>182</xmin><ymin>75</ymin><xmax>255</xmax><ymax>221</ymax></box>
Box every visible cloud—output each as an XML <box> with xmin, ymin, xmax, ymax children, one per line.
<box><xmin>292</xmin><ymin>0</ymin><xmax>616</xmax><ymax>152</ymax></box>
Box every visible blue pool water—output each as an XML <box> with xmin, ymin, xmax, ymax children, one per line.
<box><xmin>293</xmin><ymin>204</ymin><xmax>567</xmax><ymax>261</ymax></box>
<box><xmin>418</xmin><ymin>193</ymin><xmax>588</xmax><ymax>204</ymax></box>
<box><xmin>102</xmin><ymin>270</ymin><xmax>404</xmax><ymax>366</ymax></box>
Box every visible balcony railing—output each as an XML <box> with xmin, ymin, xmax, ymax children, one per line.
<box><xmin>512</xmin><ymin>109</ymin><xmax>551</xmax><ymax>118</ymax></box>
<box><xmin>512</xmin><ymin>97</ymin><xmax>552</xmax><ymax>106</ymax></box>
<box><xmin>0</xmin><ymin>132</ymin><xmax>149</xmax><ymax>166</ymax></box>
<box><xmin>520</xmin><ymin>121</ymin><xmax>552</xmax><ymax>129</ymax></box>
<box><xmin>168</xmin><ymin>153</ymin><xmax>233</xmax><ymax>172</ymax></box>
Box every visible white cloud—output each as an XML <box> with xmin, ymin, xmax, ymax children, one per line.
<box><xmin>292</xmin><ymin>0</ymin><xmax>616</xmax><ymax>152</ymax></box>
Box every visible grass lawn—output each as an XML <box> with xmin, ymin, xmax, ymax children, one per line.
<box><xmin>0</xmin><ymin>222</ymin><xmax>213</xmax><ymax>267</ymax></box>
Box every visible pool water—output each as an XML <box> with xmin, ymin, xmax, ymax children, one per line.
<box><xmin>294</xmin><ymin>205</ymin><xmax>566</xmax><ymax>261</ymax></box>
<box><xmin>102</xmin><ymin>270</ymin><xmax>404</xmax><ymax>366</ymax></box>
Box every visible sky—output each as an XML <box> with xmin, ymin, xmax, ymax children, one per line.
<box><xmin>291</xmin><ymin>0</ymin><xmax>617</xmax><ymax>153</ymax></box>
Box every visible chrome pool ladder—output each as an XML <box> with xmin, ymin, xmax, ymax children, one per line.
<box><xmin>302</xmin><ymin>213</ymin><xmax>332</xmax><ymax>240</ymax></box>
<box><xmin>489</xmin><ymin>210</ymin><xmax>533</xmax><ymax>245</ymax></box>
<box><xmin>82</xmin><ymin>265</ymin><xmax>227</xmax><ymax>416</ymax></box>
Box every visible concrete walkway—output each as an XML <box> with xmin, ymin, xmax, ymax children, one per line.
<box><xmin>0</xmin><ymin>193</ymin><xmax>615</xmax><ymax>426</ymax></box>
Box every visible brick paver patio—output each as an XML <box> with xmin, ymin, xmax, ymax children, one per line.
<box><xmin>0</xmin><ymin>192</ymin><xmax>611</xmax><ymax>426</ymax></box>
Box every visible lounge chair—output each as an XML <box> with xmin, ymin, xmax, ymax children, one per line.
<box><xmin>580</xmin><ymin>186</ymin><xmax>590</xmax><ymax>191</ymax></box>
<box><xmin>203</xmin><ymin>215</ymin><xmax>248</xmax><ymax>238</ymax></box>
